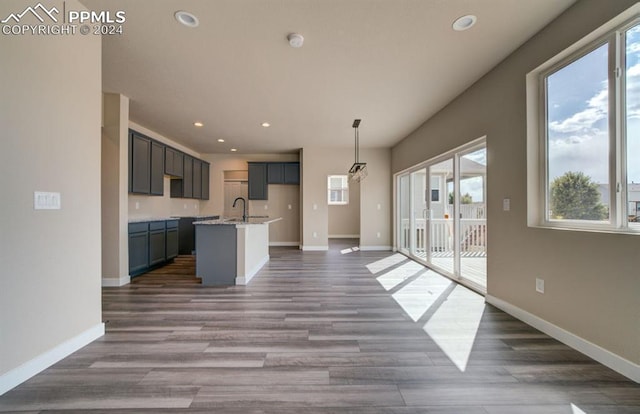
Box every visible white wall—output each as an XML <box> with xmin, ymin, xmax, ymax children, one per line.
<box><xmin>391</xmin><ymin>0</ymin><xmax>639</xmax><ymax>371</ymax></box>
<box><xmin>0</xmin><ymin>0</ymin><xmax>103</xmax><ymax>392</ymax></box>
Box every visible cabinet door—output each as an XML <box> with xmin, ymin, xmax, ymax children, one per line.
<box><xmin>248</xmin><ymin>162</ymin><xmax>268</xmax><ymax>200</ymax></box>
<box><xmin>130</xmin><ymin>133</ymin><xmax>151</xmax><ymax>194</ymax></box>
<box><xmin>202</xmin><ymin>162</ymin><xmax>210</xmax><ymax>200</ymax></box>
<box><xmin>183</xmin><ymin>156</ymin><xmax>193</xmax><ymax>198</ymax></box>
<box><xmin>149</xmin><ymin>229</ymin><xmax>166</xmax><ymax>266</ymax></box>
<box><xmin>178</xmin><ymin>217</ymin><xmax>195</xmax><ymax>255</ymax></box>
<box><xmin>284</xmin><ymin>163</ymin><xmax>300</xmax><ymax>184</ymax></box>
<box><xmin>128</xmin><ymin>231</ymin><xmax>149</xmax><ymax>274</ymax></box>
<box><xmin>267</xmin><ymin>163</ymin><xmax>284</xmax><ymax>184</ymax></box>
<box><xmin>165</xmin><ymin>148</ymin><xmax>184</xmax><ymax>177</ymax></box>
<box><xmin>173</xmin><ymin>150</ymin><xmax>184</xmax><ymax>177</ymax></box>
<box><xmin>192</xmin><ymin>159</ymin><xmax>202</xmax><ymax>199</ymax></box>
<box><xmin>166</xmin><ymin>228</ymin><xmax>179</xmax><ymax>259</ymax></box>
<box><xmin>150</xmin><ymin>142</ymin><xmax>164</xmax><ymax>196</ymax></box>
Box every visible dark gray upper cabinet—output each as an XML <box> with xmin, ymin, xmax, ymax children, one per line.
<box><xmin>183</xmin><ymin>156</ymin><xmax>194</xmax><ymax>198</ymax></box>
<box><xmin>129</xmin><ymin>129</ymin><xmax>209</xmax><ymax>200</ymax></box>
<box><xmin>267</xmin><ymin>163</ymin><xmax>285</xmax><ymax>184</ymax></box>
<box><xmin>284</xmin><ymin>163</ymin><xmax>300</xmax><ymax>184</ymax></box>
<box><xmin>202</xmin><ymin>162</ymin><xmax>210</xmax><ymax>200</ymax></box>
<box><xmin>248</xmin><ymin>162</ymin><xmax>268</xmax><ymax>200</ymax></box>
<box><xmin>150</xmin><ymin>141</ymin><xmax>164</xmax><ymax>196</ymax></box>
<box><xmin>192</xmin><ymin>159</ymin><xmax>202</xmax><ymax>199</ymax></box>
<box><xmin>130</xmin><ymin>132</ymin><xmax>151</xmax><ymax>194</ymax></box>
<box><xmin>164</xmin><ymin>146</ymin><xmax>183</xmax><ymax>177</ymax></box>
<box><xmin>266</xmin><ymin>162</ymin><xmax>300</xmax><ymax>185</ymax></box>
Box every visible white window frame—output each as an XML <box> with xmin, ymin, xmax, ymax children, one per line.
<box><xmin>526</xmin><ymin>6</ymin><xmax>640</xmax><ymax>234</ymax></box>
<box><xmin>328</xmin><ymin>175</ymin><xmax>349</xmax><ymax>205</ymax></box>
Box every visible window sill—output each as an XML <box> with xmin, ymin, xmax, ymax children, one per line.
<box><xmin>529</xmin><ymin>223</ymin><xmax>640</xmax><ymax>236</ymax></box>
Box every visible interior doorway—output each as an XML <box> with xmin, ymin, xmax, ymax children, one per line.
<box><xmin>224</xmin><ymin>170</ymin><xmax>248</xmax><ymax>218</ymax></box>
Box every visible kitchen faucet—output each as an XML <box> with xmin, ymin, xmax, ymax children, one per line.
<box><xmin>232</xmin><ymin>197</ymin><xmax>247</xmax><ymax>222</ymax></box>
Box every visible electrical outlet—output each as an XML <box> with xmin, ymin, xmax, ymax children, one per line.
<box><xmin>503</xmin><ymin>198</ymin><xmax>511</xmax><ymax>211</ymax></box>
<box><xmin>135</xmin><ymin>202</ymin><xmax>140</xmax><ymax>210</ymax></box>
<box><xmin>536</xmin><ymin>278</ymin><xmax>544</xmax><ymax>294</ymax></box>
<box><xmin>34</xmin><ymin>191</ymin><xmax>61</xmax><ymax>210</ymax></box>
<box><xmin>313</xmin><ymin>232</ymin><xmax>317</xmax><ymax>238</ymax></box>
<box><xmin>376</xmin><ymin>232</ymin><xmax>381</xmax><ymax>238</ymax></box>
<box><xmin>264</xmin><ymin>204</ymin><xmax>268</xmax><ymax>210</ymax></box>
<box><xmin>288</xmin><ymin>204</ymin><xmax>292</xmax><ymax>210</ymax></box>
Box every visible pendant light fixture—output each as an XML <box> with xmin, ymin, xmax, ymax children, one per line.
<box><xmin>348</xmin><ymin>119</ymin><xmax>367</xmax><ymax>182</ymax></box>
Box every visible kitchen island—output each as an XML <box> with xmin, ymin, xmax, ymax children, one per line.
<box><xmin>193</xmin><ymin>217</ymin><xmax>282</xmax><ymax>286</ymax></box>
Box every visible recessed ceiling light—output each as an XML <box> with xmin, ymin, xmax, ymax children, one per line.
<box><xmin>261</xmin><ymin>122</ymin><xmax>270</xmax><ymax>128</ymax></box>
<box><xmin>217</xmin><ymin>139</ymin><xmax>225</xmax><ymax>143</ymax></box>
<box><xmin>194</xmin><ymin>121</ymin><xmax>203</xmax><ymax>127</ymax></box>
<box><xmin>287</xmin><ymin>33</ymin><xmax>304</xmax><ymax>48</ymax></box>
<box><xmin>452</xmin><ymin>15</ymin><xmax>477</xmax><ymax>31</ymax></box>
<box><xmin>175</xmin><ymin>11</ymin><xmax>199</xmax><ymax>28</ymax></box>
<box><xmin>230</xmin><ymin>148</ymin><xmax>237</xmax><ymax>152</ymax></box>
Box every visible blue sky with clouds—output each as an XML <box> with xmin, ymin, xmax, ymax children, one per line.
<box><xmin>546</xmin><ymin>24</ymin><xmax>640</xmax><ymax>185</ymax></box>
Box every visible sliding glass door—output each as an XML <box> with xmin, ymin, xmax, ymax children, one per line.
<box><xmin>396</xmin><ymin>141</ymin><xmax>487</xmax><ymax>292</ymax></box>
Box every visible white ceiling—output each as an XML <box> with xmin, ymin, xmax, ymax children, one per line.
<box><xmin>83</xmin><ymin>0</ymin><xmax>576</xmax><ymax>154</ymax></box>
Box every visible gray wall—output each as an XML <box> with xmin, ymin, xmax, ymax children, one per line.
<box><xmin>392</xmin><ymin>0</ymin><xmax>639</xmax><ymax>366</ymax></box>
<box><xmin>0</xmin><ymin>0</ymin><xmax>103</xmax><ymax>383</ymax></box>
<box><xmin>301</xmin><ymin>147</ymin><xmax>391</xmax><ymax>250</ymax></box>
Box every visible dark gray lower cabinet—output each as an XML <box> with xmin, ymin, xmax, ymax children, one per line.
<box><xmin>149</xmin><ymin>221</ymin><xmax>166</xmax><ymax>266</ymax></box>
<box><xmin>166</xmin><ymin>220</ymin><xmax>179</xmax><ymax>259</ymax></box>
<box><xmin>128</xmin><ymin>220</ymin><xmax>179</xmax><ymax>276</ymax></box>
<box><xmin>128</xmin><ymin>222</ymin><xmax>149</xmax><ymax>274</ymax></box>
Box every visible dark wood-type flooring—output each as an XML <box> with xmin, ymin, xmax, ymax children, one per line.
<box><xmin>1</xmin><ymin>240</ymin><xmax>639</xmax><ymax>413</ymax></box>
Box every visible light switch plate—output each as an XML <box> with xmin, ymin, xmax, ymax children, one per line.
<box><xmin>34</xmin><ymin>192</ymin><xmax>61</xmax><ymax>210</ymax></box>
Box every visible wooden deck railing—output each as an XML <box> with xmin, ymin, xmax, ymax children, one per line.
<box><xmin>400</xmin><ymin>218</ymin><xmax>487</xmax><ymax>256</ymax></box>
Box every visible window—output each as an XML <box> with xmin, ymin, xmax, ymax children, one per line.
<box><xmin>528</xmin><ymin>10</ymin><xmax>640</xmax><ymax>233</ymax></box>
<box><xmin>328</xmin><ymin>175</ymin><xmax>349</xmax><ymax>205</ymax></box>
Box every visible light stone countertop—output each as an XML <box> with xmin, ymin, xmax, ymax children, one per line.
<box><xmin>193</xmin><ymin>217</ymin><xmax>282</xmax><ymax>226</ymax></box>
<box><xmin>128</xmin><ymin>217</ymin><xmax>178</xmax><ymax>223</ymax></box>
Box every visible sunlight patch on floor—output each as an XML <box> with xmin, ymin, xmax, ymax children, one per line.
<box><xmin>571</xmin><ymin>404</ymin><xmax>587</xmax><ymax>414</ymax></box>
<box><xmin>390</xmin><ymin>270</ymin><xmax>452</xmax><ymax>321</ymax></box>
<box><xmin>423</xmin><ymin>284</ymin><xmax>485</xmax><ymax>372</ymax></box>
<box><xmin>340</xmin><ymin>246</ymin><xmax>360</xmax><ymax>254</ymax></box>
<box><xmin>366</xmin><ymin>253</ymin><xmax>407</xmax><ymax>274</ymax></box>
<box><xmin>376</xmin><ymin>260</ymin><xmax>428</xmax><ymax>292</ymax></box>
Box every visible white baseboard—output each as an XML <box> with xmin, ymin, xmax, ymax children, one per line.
<box><xmin>301</xmin><ymin>245</ymin><xmax>329</xmax><ymax>251</ymax></box>
<box><xmin>101</xmin><ymin>275</ymin><xmax>130</xmax><ymax>287</ymax></box>
<box><xmin>359</xmin><ymin>245</ymin><xmax>392</xmax><ymax>251</ymax></box>
<box><xmin>328</xmin><ymin>234</ymin><xmax>360</xmax><ymax>239</ymax></box>
<box><xmin>269</xmin><ymin>242</ymin><xmax>300</xmax><ymax>247</ymax></box>
<box><xmin>0</xmin><ymin>322</ymin><xmax>105</xmax><ymax>395</ymax></box>
<box><xmin>236</xmin><ymin>255</ymin><xmax>269</xmax><ymax>286</ymax></box>
<box><xmin>485</xmin><ymin>295</ymin><xmax>640</xmax><ymax>383</ymax></box>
